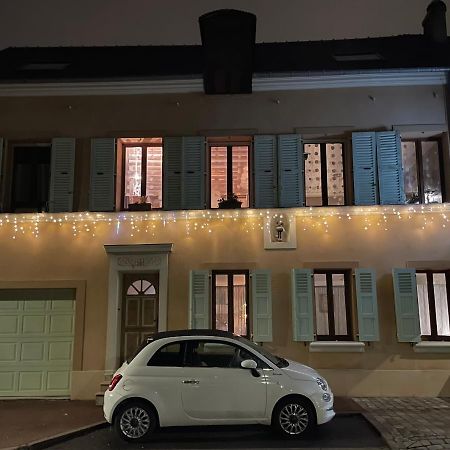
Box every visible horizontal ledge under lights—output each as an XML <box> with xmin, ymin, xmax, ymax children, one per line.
<box><xmin>0</xmin><ymin>70</ymin><xmax>446</xmax><ymax>97</ymax></box>
<box><xmin>0</xmin><ymin>203</ymin><xmax>449</xmax><ymax>224</ymax></box>
<box><xmin>413</xmin><ymin>342</ymin><xmax>450</xmax><ymax>353</ymax></box>
<box><xmin>309</xmin><ymin>341</ymin><xmax>366</xmax><ymax>353</ymax></box>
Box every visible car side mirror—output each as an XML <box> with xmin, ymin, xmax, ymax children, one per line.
<box><xmin>241</xmin><ymin>359</ymin><xmax>257</xmax><ymax>369</ymax></box>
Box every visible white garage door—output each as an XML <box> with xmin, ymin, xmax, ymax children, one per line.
<box><xmin>0</xmin><ymin>288</ymin><xmax>75</xmax><ymax>397</ymax></box>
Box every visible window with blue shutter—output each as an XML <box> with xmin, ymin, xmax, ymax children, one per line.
<box><xmin>189</xmin><ymin>270</ymin><xmax>210</xmax><ymax>329</ymax></box>
<box><xmin>163</xmin><ymin>137</ymin><xmax>183</xmax><ymax>211</ymax></box>
<box><xmin>182</xmin><ymin>137</ymin><xmax>205</xmax><ymax>210</ymax></box>
<box><xmin>254</xmin><ymin>135</ymin><xmax>277</xmax><ymax>208</ymax></box>
<box><xmin>355</xmin><ymin>269</ymin><xmax>380</xmax><ymax>342</ymax></box>
<box><xmin>251</xmin><ymin>270</ymin><xmax>273</xmax><ymax>342</ymax></box>
<box><xmin>291</xmin><ymin>269</ymin><xmax>314</xmax><ymax>341</ymax></box>
<box><xmin>278</xmin><ymin>135</ymin><xmax>304</xmax><ymax>207</ymax></box>
<box><xmin>89</xmin><ymin>138</ymin><xmax>116</xmax><ymax>212</ymax></box>
<box><xmin>392</xmin><ymin>269</ymin><xmax>421</xmax><ymax>342</ymax></box>
<box><xmin>49</xmin><ymin>138</ymin><xmax>76</xmax><ymax>213</ymax></box>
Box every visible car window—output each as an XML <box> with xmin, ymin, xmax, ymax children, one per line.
<box><xmin>147</xmin><ymin>342</ymin><xmax>185</xmax><ymax>367</ymax></box>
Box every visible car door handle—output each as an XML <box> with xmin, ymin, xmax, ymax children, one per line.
<box><xmin>182</xmin><ymin>379</ymin><xmax>199</xmax><ymax>384</ymax></box>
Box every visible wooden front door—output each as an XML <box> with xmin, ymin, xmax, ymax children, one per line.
<box><xmin>121</xmin><ymin>273</ymin><xmax>159</xmax><ymax>362</ymax></box>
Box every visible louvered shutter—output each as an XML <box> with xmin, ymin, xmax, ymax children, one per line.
<box><xmin>182</xmin><ymin>136</ymin><xmax>205</xmax><ymax>210</ymax></box>
<box><xmin>392</xmin><ymin>269</ymin><xmax>421</xmax><ymax>342</ymax></box>
<box><xmin>278</xmin><ymin>134</ymin><xmax>304</xmax><ymax>207</ymax></box>
<box><xmin>251</xmin><ymin>270</ymin><xmax>273</xmax><ymax>342</ymax></box>
<box><xmin>254</xmin><ymin>135</ymin><xmax>277</xmax><ymax>208</ymax></box>
<box><xmin>355</xmin><ymin>269</ymin><xmax>380</xmax><ymax>342</ymax></box>
<box><xmin>376</xmin><ymin>131</ymin><xmax>405</xmax><ymax>205</ymax></box>
<box><xmin>89</xmin><ymin>138</ymin><xmax>116</xmax><ymax>212</ymax></box>
<box><xmin>49</xmin><ymin>138</ymin><xmax>75</xmax><ymax>213</ymax></box>
<box><xmin>352</xmin><ymin>132</ymin><xmax>378</xmax><ymax>205</ymax></box>
<box><xmin>291</xmin><ymin>269</ymin><xmax>314</xmax><ymax>341</ymax></box>
<box><xmin>189</xmin><ymin>270</ymin><xmax>210</xmax><ymax>329</ymax></box>
<box><xmin>163</xmin><ymin>137</ymin><xmax>183</xmax><ymax>210</ymax></box>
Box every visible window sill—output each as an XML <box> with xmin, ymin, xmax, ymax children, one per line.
<box><xmin>413</xmin><ymin>341</ymin><xmax>450</xmax><ymax>353</ymax></box>
<box><xmin>309</xmin><ymin>341</ymin><xmax>365</xmax><ymax>353</ymax></box>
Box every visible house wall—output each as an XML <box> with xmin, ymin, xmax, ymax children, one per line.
<box><xmin>0</xmin><ymin>84</ymin><xmax>449</xmax><ymax>399</ymax></box>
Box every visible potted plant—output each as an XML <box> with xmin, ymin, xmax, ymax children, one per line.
<box><xmin>128</xmin><ymin>196</ymin><xmax>152</xmax><ymax>211</ymax></box>
<box><xmin>218</xmin><ymin>193</ymin><xmax>242</xmax><ymax>209</ymax></box>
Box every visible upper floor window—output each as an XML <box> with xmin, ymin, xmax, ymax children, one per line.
<box><xmin>210</xmin><ymin>145</ymin><xmax>250</xmax><ymax>208</ymax></box>
<box><xmin>401</xmin><ymin>139</ymin><xmax>444</xmax><ymax>204</ymax></box>
<box><xmin>416</xmin><ymin>270</ymin><xmax>450</xmax><ymax>340</ymax></box>
<box><xmin>304</xmin><ymin>143</ymin><xmax>346</xmax><ymax>206</ymax></box>
<box><xmin>121</xmin><ymin>138</ymin><xmax>163</xmax><ymax>210</ymax></box>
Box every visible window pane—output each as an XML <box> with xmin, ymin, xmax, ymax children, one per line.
<box><xmin>215</xmin><ymin>275</ymin><xmax>228</xmax><ymax>331</ymax></box>
<box><xmin>421</xmin><ymin>141</ymin><xmax>442</xmax><ymax>204</ymax></box>
<box><xmin>232</xmin><ymin>146</ymin><xmax>249</xmax><ymax>208</ymax></box>
<box><xmin>314</xmin><ymin>274</ymin><xmax>329</xmax><ymax>335</ymax></box>
<box><xmin>145</xmin><ymin>146</ymin><xmax>162</xmax><ymax>209</ymax></box>
<box><xmin>433</xmin><ymin>273</ymin><xmax>450</xmax><ymax>336</ymax></box>
<box><xmin>401</xmin><ymin>142</ymin><xmax>419</xmax><ymax>204</ymax></box>
<box><xmin>148</xmin><ymin>342</ymin><xmax>184</xmax><ymax>367</ymax></box>
<box><xmin>192</xmin><ymin>341</ymin><xmax>236</xmax><ymax>368</ymax></box>
<box><xmin>233</xmin><ymin>274</ymin><xmax>247</xmax><ymax>336</ymax></box>
<box><xmin>332</xmin><ymin>274</ymin><xmax>348</xmax><ymax>336</ymax></box>
<box><xmin>124</xmin><ymin>146</ymin><xmax>142</xmax><ymax>209</ymax></box>
<box><xmin>210</xmin><ymin>147</ymin><xmax>227</xmax><ymax>208</ymax></box>
<box><xmin>326</xmin><ymin>143</ymin><xmax>345</xmax><ymax>205</ymax></box>
<box><xmin>416</xmin><ymin>273</ymin><xmax>431</xmax><ymax>335</ymax></box>
<box><xmin>305</xmin><ymin>144</ymin><xmax>322</xmax><ymax>206</ymax></box>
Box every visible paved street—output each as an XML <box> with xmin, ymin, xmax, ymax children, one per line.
<box><xmin>47</xmin><ymin>414</ymin><xmax>386</xmax><ymax>450</ymax></box>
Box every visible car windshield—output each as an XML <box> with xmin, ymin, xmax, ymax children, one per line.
<box><xmin>236</xmin><ymin>336</ymin><xmax>289</xmax><ymax>368</ymax></box>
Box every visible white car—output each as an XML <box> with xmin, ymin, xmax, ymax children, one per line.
<box><xmin>104</xmin><ymin>330</ymin><xmax>335</xmax><ymax>442</ymax></box>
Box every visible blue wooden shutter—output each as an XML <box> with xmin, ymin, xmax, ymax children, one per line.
<box><xmin>355</xmin><ymin>269</ymin><xmax>380</xmax><ymax>342</ymax></box>
<box><xmin>352</xmin><ymin>132</ymin><xmax>378</xmax><ymax>205</ymax></box>
<box><xmin>49</xmin><ymin>138</ymin><xmax>75</xmax><ymax>213</ymax></box>
<box><xmin>254</xmin><ymin>135</ymin><xmax>277</xmax><ymax>208</ymax></box>
<box><xmin>392</xmin><ymin>269</ymin><xmax>421</xmax><ymax>342</ymax></box>
<box><xmin>163</xmin><ymin>137</ymin><xmax>183</xmax><ymax>210</ymax></box>
<box><xmin>182</xmin><ymin>136</ymin><xmax>205</xmax><ymax>210</ymax></box>
<box><xmin>278</xmin><ymin>134</ymin><xmax>304</xmax><ymax>207</ymax></box>
<box><xmin>89</xmin><ymin>138</ymin><xmax>116</xmax><ymax>212</ymax></box>
<box><xmin>189</xmin><ymin>270</ymin><xmax>210</xmax><ymax>329</ymax></box>
<box><xmin>251</xmin><ymin>270</ymin><xmax>273</xmax><ymax>342</ymax></box>
<box><xmin>291</xmin><ymin>269</ymin><xmax>314</xmax><ymax>341</ymax></box>
<box><xmin>376</xmin><ymin>131</ymin><xmax>405</xmax><ymax>205</ymax></box>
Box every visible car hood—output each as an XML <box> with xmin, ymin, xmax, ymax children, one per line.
<box><xmin>282</xmin><ymin>359</ymin><xmax>319</xmax><ymax>381</ymax></box>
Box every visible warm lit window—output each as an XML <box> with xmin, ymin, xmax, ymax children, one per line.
<box><xmin>210</xmin><ymin>145</ymin><xmax>249</xmax><ymax>208</ymax></box>
<box><xmin>313</xmin><ymin>270</ymin><xmax>352</xmax><ymax>340</ymax></box>
<box><xmin>121</xmin><ymin>138</ymin><xmax>163</xmax><ymax>210</ymax></box>
<box><xmin>401</xmin><ymin>140</ymin><xmax>444</xmax><ymax>204</ymax></box>
<box><xmin>304</xmin><ymin>143</ymin><xmax>345</xmax><ymax>206</ymax></box>
<box><xmin>416</xmin><ymin>271</ymin><xmax>450</xmax><ymax>340</ymax></box>
<box><xmin>212</xmin><ymin>270</ymin><xmax>249</xmax><ymax>336</ymax></box>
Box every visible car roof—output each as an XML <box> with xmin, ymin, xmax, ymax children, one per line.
<box><xmin>146</xmin><ymin>329</ymin><xmax>241</xmax><ymax>342</ymax></box>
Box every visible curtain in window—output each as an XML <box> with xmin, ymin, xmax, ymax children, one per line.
<box><xmin>315</xmin><ymin>286</ymin><xmax>329</xmax><ymax>335</ymax></box>
<box><xmin>215</xmin><ymin>286</ymin><xmax>228</xmax><ymax>331</ymax></box>
<box><xmin>333</xmin><ymin>286</ymin><xmax>347</xmax><ymax>335</ymax></box>
<box><xmin>233</xmin><ymin>285</ymin><xmax>247</xmax><ymax>336</ymax></box>
<box><xmin>416</xmin><ymin>281</ymin><xmax>431</xmax><ymax>335</ymax></box>
<box><xmin>434</xmin><ymin>282</ymin><xmax>450</xmax><ymax>336</ymax></box>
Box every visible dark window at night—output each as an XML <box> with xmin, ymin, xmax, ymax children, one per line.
<box><xmin>416</xmin><ymin>271</ymin><xmax>450</xmax><ymax>341</ymax></box>
<box><xmin>304</xmin><ymin>143</ymin><xmax>346</xmax><ymax>206</ymax></box>
<box><xmin>401</xmin><ymin>140</ymin><xmax>444</xmax><ymax>204</ymax></box>
<box><xmin>313</xmin><ymin>270</ymin><xmax>352</xmax><ymax>340</ymax></box>
<box><xmin>212</xmin><ymin>270</ymin><xmax>249</xmax><ymax>337</ymax></box>
<box><xmin>12</xmin><ymin>146</ymin><xmax>51</xmax><ymax>213</ymax></box>
<box><xmin>147</xmin><ymin>342</ymin><xmax>185</xmax><ymax>367</ymax></box>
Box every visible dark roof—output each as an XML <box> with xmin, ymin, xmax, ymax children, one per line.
<box><xmin>0</xmin><ymin>35</ymin><xmax>449</xmax><ymax>83</ymax></box>
<box><xmin>146</xmin><ymin>329</ymin><xmax>239</xmax><ymax>341</ymax></box>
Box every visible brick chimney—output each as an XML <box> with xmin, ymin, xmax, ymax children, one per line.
<box><xmin>422</xmin><ymin>0</ymin><xmax>447</xmax><ymax>43</ymax></box>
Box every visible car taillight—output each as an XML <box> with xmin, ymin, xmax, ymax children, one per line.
<box><xmin>108</xmin><ymin>374</ymin><xmax>122</xmax><ymax>391</ymax></box>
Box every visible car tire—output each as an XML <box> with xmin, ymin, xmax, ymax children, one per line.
<box><xmin>272</xmin><ymin>397</ymin><xmax>316</xmax><ymax>438</ymax></box>
<box><xmin>114</xmin><ymin>400</ymin><xmax>158</xmax><ymax>442</ymax></box>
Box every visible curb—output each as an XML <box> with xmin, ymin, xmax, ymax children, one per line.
<box><xmin>4</xmin><ymin>421</ymin><xmax>108</xmax><ymax>450</ymax></box>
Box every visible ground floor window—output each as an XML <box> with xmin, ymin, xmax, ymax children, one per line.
<box><xmin>416</xmin><ymin>270</ymin><xmax>450</xmax><ymax>340</ymax></box>
<box><xmin>313</xmin><ymin>270</ymin><xmax>352</xmax><ymax>340</ymax></box>
<box><xmin>212</xmin><ymin>270</ymin><xmax>249</xmax><ymax>336</ymax></box>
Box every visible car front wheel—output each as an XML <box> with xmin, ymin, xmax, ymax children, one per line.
<box><xmin>114</xmin><ymin>401</ymin><xmax>157</xmax><ymax>442</ymax></box>
<box><xmin>273</xmin><ymin>397</ymin><xmax>316</xmax><ymax>438</ymax></box>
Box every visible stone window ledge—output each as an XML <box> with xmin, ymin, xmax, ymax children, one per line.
<box><xmin>309</xmin><ymin>341</ymin><xmax>365</xmax><ymax>353</ymax></box>
<box><xmin>413</xmin><ymin>341</ymin><xmax>450</xmax><ymax>353</ymax></box>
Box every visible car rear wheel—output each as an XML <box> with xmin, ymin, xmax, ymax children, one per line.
<box><xmin>114</xmin><ymin>401</ymin><xmax>157</xmax><ymax>442</ymax></box>
<box><xmin>273</xmin><ymin>397</ymin><xmax>316</xmax><ymax>438</ymax></box>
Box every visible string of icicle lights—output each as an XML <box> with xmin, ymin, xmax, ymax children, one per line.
<box><xmin>0</xmin><ymin>204</ymin><xmax>449</xmax><ymax>240</ymax></box>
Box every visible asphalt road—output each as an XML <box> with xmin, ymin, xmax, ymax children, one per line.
<box><xmin>47</xmin><ymin>414</ymin><xmax>386</xmax><ymax>450</ymax></box>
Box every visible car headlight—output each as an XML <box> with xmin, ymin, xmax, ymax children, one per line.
<box><xmin>316</xmin><ymin>377</ymin><xmax>328</xmax><ymax>391</ymax></box>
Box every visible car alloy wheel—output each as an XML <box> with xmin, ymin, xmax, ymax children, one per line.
<box><xmin>279</xmin><ymin>403</ymin><xmax>309</xmax><ymax>435</ymax></box>
<box><xmin>114</xmin><ymin>401</ymin><xmax>157</xmax><ymax>442</ymax></box>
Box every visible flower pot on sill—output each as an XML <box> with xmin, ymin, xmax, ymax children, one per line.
<box><xmin>128</xmin><ymin>202</ymin><xmax>152</xmax><ymax>211</ymax></box>
<box><xmin>218</xmin><ymin>200</ymin><xmax>242</xmax><ymax>209</ymax></box>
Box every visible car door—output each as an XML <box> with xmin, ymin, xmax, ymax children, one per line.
<box><xmin>180</xmin><ymin>339</ymin><xmax>268</xmax><ymax>421</ymax></box>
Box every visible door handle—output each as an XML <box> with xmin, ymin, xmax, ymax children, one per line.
<box><xmin>182</xmin><ymin>379</ymin><xmax>199</xmax><ymax>384</ymax></box>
